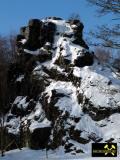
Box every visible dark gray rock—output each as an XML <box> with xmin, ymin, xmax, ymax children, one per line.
<box><xmin>74</xmin><ymin>52</ymin><xmax>94</xmax><ymax>67</ymax></box>
<box><xmin>24</xmin><ymin>26</ymin><xmax>40</xmax><ymax>50</ymax></box>
<box><xmin>29</xmin><ymin>127</ymin><xmax>51</xmax><ymax>149</ymax></box>
<box><xmin>69</xmin><ymin>129</ymin><xmax>90</xmax><ymax>144</ymax></box>
<box><xmin>16</xmin><ymin>34</ymin><xmax>25</xmax><ymax>41</ymax></box>
<box><xmin>11</xmin><ymin>98</ymin><xmax>36</xmax><ymax>116</ymax></box>
<box><xmin>16</xmin><ymin>19</ymin><xmax>56</xmax><ymax>52</ymax></box>
<box><xmin>70</xmin><ymin>21</ymin><xmax>89</xmax><ymax>49</ymax></box>
<box><xmin>28</xmin><ymin>19</ymin><xmax>41</xmax><ymax>27</ymax></box>
<box><xmin>82</xmin><ymin>97</ymin><xmax>120</xmax><ymax>121</ymax></box>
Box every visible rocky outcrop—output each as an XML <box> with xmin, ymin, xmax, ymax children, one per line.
<box><xmin>2</xmin><ymin>17</ymin><xmax>120</xmax><ymax>154</ymax></box>
<box><xmin>16</xmin><ymin>19</ymin><xmax>56</xmax><ymax>52</ymax></box>
<box><xmin>69</xmin><ymin>19</ymin><xmax>89</xmax><ymax>49</ymax></box>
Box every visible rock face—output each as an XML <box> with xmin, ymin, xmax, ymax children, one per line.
<box><xmin>69</xmin><ymin>19</ymin><xmax>88</xmax><ymax>49</ymax></box>
<box><xmin>4</xmin><ymin>17</ymin><xmax>120</xmax><ymax>154</ymax></box>
<box><xmin>16</xmin><ymin>19</ymin><xmax>56</xmax><ymax>51</ymax></box>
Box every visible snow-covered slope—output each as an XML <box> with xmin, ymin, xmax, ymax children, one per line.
<box><xmin>3</xmin><ymin>17</ymin><xmax>120</xmax><ymax>157</ymax></box>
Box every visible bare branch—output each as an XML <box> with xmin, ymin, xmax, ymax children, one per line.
<box><xmin>87</xmin><ymin>0</ymin><xmax>120</xmax><ymax>15</ymax></box>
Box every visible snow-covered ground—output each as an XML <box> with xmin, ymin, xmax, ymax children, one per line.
<box><xmin>1</xmin><ymin>148</ymin><xmax>119</xmax><ymax>160</ymax></box>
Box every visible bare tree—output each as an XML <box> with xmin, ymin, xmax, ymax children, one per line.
<box><xmin>112</xmin><ymin>50</ymin><xmax>120</xmax><ymax>71</ymax></box>
<box><xmin>8</xmin><ymin>34</ymin><xmax>17</xmax><ymax>62</ymax></box>
<box><xmin>87</xmin><ymin>0</ymin><xmax>120</xmax><ymax>49</ymax></box>
<box><xmin>68</xmin><ymin>13</ymin><xmax>81</xmax><ymax>21</ymax></box>
<box><xmin>87</xmin><ymin>0</ymin><xmax>120</xmax><ymax>15</ymax></box>
<box><xmin>94</xmin><ymin>47</ymin><xmax>111</xmax><ymax>63</ymax></box>
<box><xmin>0</xmin><ymin>35</ymin><xmax>15</xmax><ymax>113</ymax></box>
<box><xmin>0</xmin><ymin>62</ymin><xmax>8</xmax><ymax>156</ymax></box>
<box><xmin>0</xmin><ymin>34</ymin><xmax>16</xmax><ymax>156</ymax></box>
<box><xmin>0</xmin><ymin>34</ymin><xmax>16</xmax><ymax>63</ymax></box>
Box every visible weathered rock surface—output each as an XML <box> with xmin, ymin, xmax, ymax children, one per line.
<box><xmin>2</xmin><ymin>17</ymin><xmax>120</xmax><ymax>154</ymax></box>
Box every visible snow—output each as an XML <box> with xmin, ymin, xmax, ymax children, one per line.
<box><xmin>33</xmin><ymin>65</ymin><xmax>49</xmax><ymax>79</ymax></box>
<box><xmin>97</xmin><ymin>113</ymin><xmax>120</xmax><ymax>142</ymax></box>
<box><xmin>16</xmin><ymin>75</ymin><xmax>24</xmax><ymax>82</ymax></box>
<box><xmin>47</xmin><ymin>19</ymin><xmax>73</xmax><ymax>34</ymax></box>
<box><xmin>6</xmin><ymin>101</ymin><xmax>51</xmax><ymax>134</ymax></box>
<box><xmin>45</xmin><ymin>42</ymin><xmax>51</xmax><ymax>46</ymax></box>
<box><xmin>20</xmin><ymin>39</ymin><xmax>27</xmax><ymax>44</ymax></box>
<box><xmin>44</xmin><ymin>58</ymin><xmax>120</xmax><ymax>112</ymax></box>
<box><xmin>52</xmin><ymin>35</ymin><xmax>84</xmax><ymax>64</ymax></box>
<box><xmin>71</xmin><ymin>24</ymin><xmax>78</xmax><ymax>29</ymax></box>
<box><xmin>29</xmin><ymin>118</ymin><xmax>51</xmax><ymax>132</ymax></box>
<box><xmin>1</xmin><ymin>148</ymin><xmax>120</xmax><ymax>160</ymax></box>
<box><xmin>45</xmin><ymin>81</ymin><xmax>82</xmax><ymax>117</ymax></box>
<box><xmin>24</xmin><ymin>47</ymin><xmax>50</xmax><ymax>56</ymax></box>
<box><xmin>6</xmin><ymin>117</ymin><xmax>20</xmax><ymax>135</ymax></box>
<box><xmin>13</xmin><ymin>96</ymin><xmax>29</xmax><ymax>110</ymax></box>
<box><xmin>75</xmin><ymin>114</ymin><xmax>102</xmax><ymax>139</ymax></box>
<box><xmin>24</xmin><ymin>49</ymin><xmax>40</xmax><ymax>55</ymax></box>
<box><xmin>4</xmin><ymin>19</ymin><xmax>120</xmax><ymax>158</ymax></box>
<box><xmin>73</xmin><ymin>61</ymin><xmax>120</xmax><ymax>109</ymax></box>
<box><xmin>27</xmin><ymin>102</ymin><xmax>51</xmax><ymax>132</ymax></box>
<box><xmin>46</xmin><ymin>19</ymin><xmax>84</xmax><ymax>65</ymax></box>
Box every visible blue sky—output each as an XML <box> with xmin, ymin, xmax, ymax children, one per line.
<box><xmin>0</xmin><ymin>0</ymin><xmax>112</xmax><ymax>36</ymax></box>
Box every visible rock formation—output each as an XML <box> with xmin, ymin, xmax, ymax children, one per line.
<box><xmin>2</xmin><ymin>17</ymin><xmax>120</xmax><ymax>155</ymax></box>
